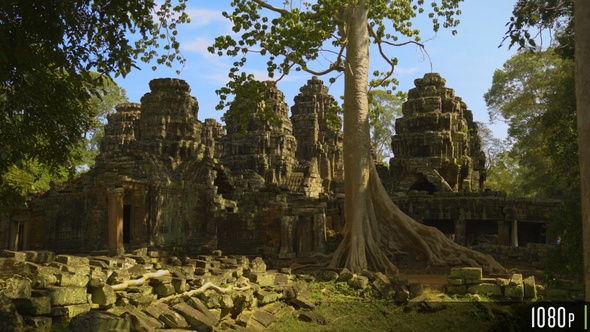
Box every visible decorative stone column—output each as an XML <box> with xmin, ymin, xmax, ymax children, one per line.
<box><xmin>454</xmin><ymin>218</ymin><xmax>466</xmax><ymax>246</ymax></box>
<box><xmin>313</xmin><ymin>213</ymin><xmax>327</xmax><ymax>253</ymax></box>
<box><xmin>497</xmin><ymin>220</ymin><xmax>511</xmax><ymax>246</ymax></box>
<box><xmin>279</xmin><ymin>216</ymin><xmax>296</xmax><ymax>258</ymax></box>
<box><xmin>511</xmin><ymin>220</ymin><xmax>519</xmax><ymax>247</ymax></box>
<box><xmin>107</xmin><ymin>188</ymin><xmax>125</xmax><ymax>255</ymax></box>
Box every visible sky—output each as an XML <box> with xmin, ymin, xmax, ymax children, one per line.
<box><xmin>113</xmin><ymin>1</ymin><xmax>521</xmax><ymax>140</ymax></box>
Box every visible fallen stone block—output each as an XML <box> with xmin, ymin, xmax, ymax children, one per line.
<box><xmin>298</xmin><ymin>310</ymin><xmax>327</xmax><ymax>325</ymax></box>
<box><xmin>51</xmin><ymin>303</ymin><xmax>92</xmax><ymax>319</ymax></box>
<box><xmin>143</xmin><ymin>303</ymin><xmax>189</xmax><ymax>329</ymax></box>
<box><xmin>4</xmin><ymin>275</ymin><xmax>32</xmax><ymax>299</ymax></box>
<box><xmin>0</xmin><ymin>294</ymin><xmax>25</xmax><ymax>331</ymax></box>
<box><xmin>127</xmin><ymin>293</ymin><xmax>157</xmax><ymax>306</ymax></box>
<box><xmin>56</xmin><ymin>272</ymin><xmax>89</xmax><ymax>288</ymax></box>
<box><xmin>446</xmin><ymin>285</ymin><xmax>466</xmax><ymax>295</ymax></box>
<box><xmin>249</xmin><ymin>257</ymin><xmax>266</xmax><ymax>274</ymax></box>
<box><xmin>154</xmin><ymin>283</ymin><xmax>176</xmax><ymax>298</ymax></box>
<box><xmin>172</xmin><ymin>301</ymin><xmax>216</xmax><ymax>328</ymax></box>
<box><xmin>373</xmin><ymin>272</ymin><xmax>395</xmax><ymax>298</ymax></box>
<box><xmin>394</xmin><ymin>284</ymin><xmax>410</xmax><ymax>303</ymax></box>
<box><xmin>251</xmin><ymin>308</ymin><xmax>275</xmax><ymax>327</ymax></box>
<box><xmin>467</xmin><ymin>283</ymin><xmax>502</xmax><ymax>297</ymax></box>
<box><xmin>69</xmin><ymin>311</ymin><xmax>130</xmax><ymax>332</ymax></box>
<box><xmin>14</xmin><ymin>296</ymin><xmax>51</xmax><ymax>316</ymax></box>
<box><xmin>348</xmin><ymin>275</ymin><xmax>369</xmax><ymax>290</ymax></box>
<box><xmin>55</xmin><ymin>255</ymin><xmax>90</xmax><ymax>266</ymax></box>
<box><xmin>122</xmin><ymin>307</ymin><xmax>165</xmax><ymax>332</ymax></box>
<box><xmin>90</xmin><ymin>284</ymin><xmax>116</xmax><ymax>307</ymax></box>
<box><xmin>505</xmin><ymin>274</ymin><xmax>524</xmax><ymax>298</ymax></box>
<box><xmin>45</xmin><ymin>286</ymin><xmax>88</xmax><ymax>306</ymax></box>
<box><xmin>24</xmin><ymin>316</ymin><xmax>52</xmax><ymax>332</ymax></box>
<box><xmin>188</xmin><ymin>296</ymin><xmax>219</xmax><ymax>322</ymax></box>
<box><xmin>290</xmin><ymin>295</ymin><xmax>315</xmax><ymax>309</ymax></box>
<box><xmin>256</xmin><ymin>289</ymin><xmax>282</xmax><ymax>305</ymax></box>
<box><xmin>524</xmin><ymin>276</ymin><xmax>537</xmax><ymax>299</ymax></box>
<box><xmin>450</xmin><ymin>267</ymin><xmax>482</xmax><ymax>281</ymax></box>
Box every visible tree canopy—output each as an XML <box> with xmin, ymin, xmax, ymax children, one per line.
<box><xmin>484</xmin><ymin>49</ymin><xmax>577</xmax><ymax>197</ymax></box>
<box><xmin>368</xmin><ymin>90</ymin><xmax>405</xmax><ymax>163</ymax></box>
<box><xmin>0</xmin><ymin>0</ymin><xmax>189</xmax><ymax>184</ymax></box>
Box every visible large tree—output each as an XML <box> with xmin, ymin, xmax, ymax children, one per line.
<box><xmin>574</xmin><ymin>0</ymin><xmax>590</xmax><ymax>301</ymax></box>
<box><xmin>484</xmin><ymin>49</ymin><xmax>577</xmax><ymax>197</ymax></box>
<box><xmin>211</xmin><ymin>0</ymin><xmax>502</xmax><ymax>274</ymax></box>
<box><xmin>0</xmin><ymin>0</ymin><xmax>188</xmax><ymax>184</ymax></box>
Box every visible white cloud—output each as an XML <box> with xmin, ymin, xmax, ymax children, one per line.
<box><xmin>395</xmin><ymin>66</ymin><xmax>420</xmax><ymax>75</ymax></box>
<box><xmin>184</xmin><ymin>37</ymin><xmax>212</xmax><ymax>53</ymax></box>
<box><xmin>186</xmin><ymin>9</ymin><xmax>226</xmax><ymax>27</ymax></box>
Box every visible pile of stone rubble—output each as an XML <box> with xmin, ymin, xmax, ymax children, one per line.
<box><xmin>0</xmin><ymin>249</ymin><xmax>407</xmax><ymax>331</ymax></box>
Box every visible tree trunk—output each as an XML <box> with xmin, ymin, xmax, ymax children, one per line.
<box><xmin>574</xmin><ymin>0</ymin><xmax>590</xmax><ymax>301</ymax></box>
<box><xmin>330</xmin><ymin>0</ymin><xmax>503</xmax><ymax>275</ymax></box>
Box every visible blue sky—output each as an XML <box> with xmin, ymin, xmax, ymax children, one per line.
<box><xmin>113</xmin><ymin>1</ymin><xmax>520</xmax><ymax>139</ymax></box>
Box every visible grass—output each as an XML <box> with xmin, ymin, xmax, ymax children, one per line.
<box><xmin>270</xmin><ymin>281</ymin><xmax>531</xmax><ymax>332</ymax></box>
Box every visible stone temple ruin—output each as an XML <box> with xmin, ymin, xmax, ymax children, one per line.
<box><xmin>1</xmin><ymin>73</ymin><xmax>560</xmax><ymax>259</ymax></box>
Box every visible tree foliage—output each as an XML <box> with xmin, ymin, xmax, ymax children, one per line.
<box><xmin>484</xmin><ymin>49</ymin><xmax>576</xmax><ymax>197</ymax></box>
<box><xmin>368</xmin><ymin>90</ymin><xmax>405</xmax><ymax>163</ymax></box>
<box><xmin>0</xmin><ymin>0</ymin><xmax>189</xmax><ymax>184</ymax></box>
<box><xmin>502</xmin><ymin>0</ymin><xmax>573</xmax><ymax>56</ymax></box>
<box><xmin>0</xmin><ymin>75</ymin><xmax>128</xmax><ymax>209</ymax></box>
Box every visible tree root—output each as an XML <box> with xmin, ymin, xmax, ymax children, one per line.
<box><xmin>111</xmin><ymin>270</ymin><xmax>171</xmax><ymax>291</ymax></box>
<box><xmin>154</xmin><ymin>281</ymin><xmax>251</xmax><ymax>305</ymax></box>
<box><xmin>368</xmin><ymin>164</ymin><xmax>504</xmax><ymax>274</ymax></box>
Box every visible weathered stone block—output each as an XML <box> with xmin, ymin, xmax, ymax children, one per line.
<box><xmin>505</xmin><ymin>274</ymin><xmax>524</xmax><ymax>298</ymax></box>
<box><xmin>249</xmin><ymin>272</ymin><xmax>275</xmax><ymax>287</ymax></box>
<box><xmin>467</xmin><ymin>283</ymin><xmax>502</xmax><ymax>296</ymax></box>
<box><xmin>56</xmin><ymin>272</ymin><xmax>89</xmax><ymax>287</ymax></box>
<box><xmin>88</xmin><ymin>269</ymin><xmax>107</xmax><ymax>288</ymax></box>
<box><xmin>128</xmin><ymin>293</ymin><xmax>158</xmax><ymax>306</ymax></box>
<box><xmin>450</xmin><ymin>267</ymin><xmax>482</xmax><ymax>280</ymax></box>
<box><xmin>289</xmin><ymin>295</ymin><xmax>315</xmax><ymax>309</ymax></box>
<box><xmin>446</xmin><ymin>285</ymin><xmax>466</xmax><ymax>295</ymax></box>
<box><xmin>256</xmin><ymin>289</ymin><xmax>282</xmax><ymax>305</ymax></box>
<box><xmin>143</xmin><ymin>303</ymin><xmax>188</xmax><ymax>329</ymax></box>
<box><xmin>24</xmin><ymin>316</ymin><xmax>52</xmax><ymax>332</ymax></box>
<box><xmin>14</xmin><ymin>296</ymin><xmax>52</xmax><ymax>316</ymax></box>
<box><xmin>171</xmin><ymin>277</ymin><xmax>188</xmax><ymax>293</ymax></box>
<box><xmin>69</xmin><ymin>311</ymin><xmax>130</xmax><ymax>332</ymax></box>
<box><xmin>90</xmin><ymin>285</ymin><xmax>116</xmax><ymax>307</ymax></box>
<box><xmin>447</xmin><ymin>277</ymin><xmax>464</xmax><ymax>286</ymax></box>
<box><xmin>251</xmin><ymin>309</ymin><xmax>275</xmax><ymax>327</ymax></box>
<box><xmin>373</xmin><ymin>273</ymin><xmax>395</xmax><ymax>298</ymax></box>
<box><xmin>55</xmin><ymin>255</ymin><xmax>89</xmax><ymax>266</ymax></box>
<box><xmin>154</xmin><ymin>283</ymin><xmax>176</xmax><ymax>298</ymax></box>
<box><xmin>46</xmin><ymin>286</ymin><xmax>87</xmax><ymax>306</ymax></box>
<box><xmin>4</xmin><ymin>275</ymin><xmax>32</xmax><ymax>299</ymax></box>
<box><xmin>249</xmin><ymin>257</ymin><xmax>266</xmax><ymax>273</ymax></box>
<box><xmin>523</xmin><ymin>276</ymin><xmax>537</xmax><ymax>299</ymax></box>
<box><xmin>122</xmin><ymin>307</ymin><xmax>164</xmax><ymax>332</ymax></box>
<box><xmin>315</xmin><ymin>269</ymin><xmax>339</xmax><ymax>282</ymax></box>
<box><xmin>51</xmin><ymin>303</ymin><xmax>92</xmax><ymax>319</ymax></box>
<box><xmin>172</xmin><ymin>301</ymin><xmax>216</xmax><ymax>327</ymax></box>
<box><xmin>348</xmin><ymin>275</ymin><xmax>369</xmax><ymax>289</ymax></box>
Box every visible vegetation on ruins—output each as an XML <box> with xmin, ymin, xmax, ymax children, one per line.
<box><xmin>0</xmin><ymin>0</ymin><xmax>189</xmax><ymax>205</ymax></box>
<box><xmin>210</xmin><ymin>0</ymin><xmax>503</xmax><ymax>274</ymax></box>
